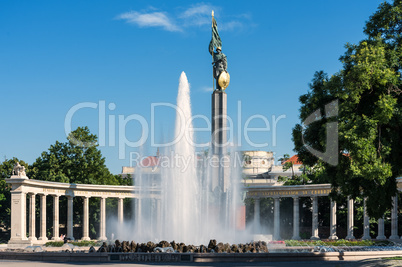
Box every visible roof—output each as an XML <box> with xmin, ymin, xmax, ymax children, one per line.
<box><xmin>283</xmin><ymin>155</ymin><xmax>303</xmax><ymax>165</ymax></box>
<box><xmin>140</xmin><ymin>156</ymin><xmax>160</xmax><ymax>167</ymax></box>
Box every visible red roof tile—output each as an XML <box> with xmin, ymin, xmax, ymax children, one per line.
<box><xmin>140</xmin><ymin>156</ymin><xmax>159</xmax><ymax>167</ymax></box>
<box><xmin>283</xmin><ymin>155</ymin><xmax>303</xmax><ymax>165</ymax></box>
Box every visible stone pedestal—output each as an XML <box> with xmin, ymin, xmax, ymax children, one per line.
<box><xmin>8</xmin><ymin>190</ymin><xmax>29</xmax><ymax>245</ymax></box>
<box><xmin>376</xmin><ymin>218</ymin><xmax>386</xmax><ymax>240</ymax></box>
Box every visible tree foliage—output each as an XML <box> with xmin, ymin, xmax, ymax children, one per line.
<box><xmin>293</xmin><ymin>0</ymin><xmax>402</xmax><ymax>219</ymax></box>
<box><xmin>29</xmin><ymin>126</ymin><xmax>123</xmax><ymax>185</ymax></box>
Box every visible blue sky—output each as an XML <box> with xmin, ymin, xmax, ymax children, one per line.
<box><xmin>0</xmin><ymin>0</ymin><xmax>385</xmax><ymax>174</ymax></box>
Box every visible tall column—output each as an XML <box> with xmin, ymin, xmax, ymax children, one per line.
<box><xmin>390</xmin><ymin>195</ymin><xmax>399</xmax><ymax>239</ymax></box>
<box><xmin>82</xmin><ymin>196</ymin><xmax>90</xmax><ymax>241</ymax></box>
<box><xmin>291</xmin><ymin>197</ymin><xmax>300</xmax><ymax>240</ymax></box>
<box><xmin>254</xmin><ymin>198</ymin><xmax>260</xmax><ymax>233</ymax></box>
<box><xmin>345</xmin><ymin>197</ymin><xmax>355</xmax><ymax>240</ymax></box>
<box><xmin>38</xmin><ymin>194</ymin><xmax>48</xmax><ymax>241</ymax></box>
<box><xmin>273</xmin><ymin>197</ymin><xmax>281</xmax><ymax>240</ymax></box>
<box><xmin>211</xmin><ymin>91</ymin><xmax>228</xmax><ymax>194</ymax></box>
<box><xmin>311</xmin><ymin>196</ymin><xmax>319</xmax><ymax>239</ymax></box>
<box><xmin>99</xmin><ymin>197</ymin><xmax>107</xmax><ymax>240</ymax></box>
<box><xmin>118</xmin><ymin>198</ymin><xmax>124</xmax><ymax>225</ymax></box>
<box><xmin>67</xmin><ymin>196</ymin><xmax>74</xmax><ymax>240</ymax></box>
<box><xmin>51</xmin><ymin>195</ymin><xmax>59</xmax><ymax>240</ymax></box>
<box><xmin>9</xmin><ymin>191</ymin><xmax>28</xmax><ymax>243</ymax></box>
<box><xmin>329</xmin><ymin>200</ymin><xmax>338</xmax><ymax>239</ymax></box>
<box><xmin>362</xmin><ymin>198</ymin><xmax>371</xmax><ymax>240</ymax></box>
<box><xmin>28</xmin><ymin>193</ymin><xmax>37</xmax><ymax>241</ymax></box>
<box><xmin>376</xmin><ymin>217</ymin><xmax>386</xmax><ymax>239</ymax></box>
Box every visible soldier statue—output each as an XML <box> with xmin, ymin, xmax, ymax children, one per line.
<box><xmin>209</xmin><ymin>11</ymin><xmax>230</xmax><ymax>91</ymax></box>
<box><xmin>212</xmin><ymin>47</ymin><xmax>228</xmax><ymax>91</ymax></box>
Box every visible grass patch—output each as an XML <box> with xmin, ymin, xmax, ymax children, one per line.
<box><xmin>382</xmin><ymin>257</ymin><xmax>402</xmax><ymax>260</ymax></box>
<box><xmin>285</xmin><ymin>239</ymin><xmax>392</xmax><ymax>247</ymax></box>
<box><xmin>45</xmin><ymin>240</ymin><xmax>100</xmax><ymax>247</ymax></box>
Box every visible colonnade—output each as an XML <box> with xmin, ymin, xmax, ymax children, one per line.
<box><xmin>6</xmin><ymin>175</ymin><xmax>159</xmax><ymax>247</ymax></box>
<box><xmin>6</xmin><ymin>175</ymin><xmax>402</xmax><ymax>247</ymax></box>
<box><xmin>251</xmin><ymin>193</ymin><xmax>401</xmax><ymax>240</ymax></box>
<box><xmin>18</xmin><ymin>192</ymin><xmax>132</xmax><ymax>242</ymax></box>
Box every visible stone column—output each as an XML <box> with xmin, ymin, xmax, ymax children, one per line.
<box><xmin>28</xmin><ymin>193</ymin><xmax>37</xmax><ymax>241</ymax></box>
<box><xmin>390</xmin><ymin>195</ymin><xmax>399</xmax><ymax>239</ymax></box>
<box><xmin>99</xmin><ymin>197</ymin><xmax>107</xmax><ymax>240</ymax></box>
<box><xmin>254</xmin><ymin>198</ymin><xmax>260</xmax><ymax>233</ymax></box>
<box><xmin>67</xmin><ymin>196</ymin><xmax>74</xmax><ymax>240</ymax></box>
<box><xmin>329</xmin><ymin>200</ymin><xmax>338</xmax><ymax>240</ymax></box>
<box><xmin>291</xmin><ymin>197</ymin><xmax>300</xmax><ymax>240</ymax></box>
<box><xmin>345</xmin><ymin>197</ymin><xmax>355</xmax><ymax>240</ymax></box>
<box><xmin>273</xmin><ymin>197</ymin><xmax>281</xmax><ymax>240</ymax></box>
<box><xmin>118</xmin><ymin>198</ymin><xmax>124</xmax><ymax>225</ymax></box>
<box><xmin>376</xmin><ymin>217</ymin><xmax>386</xmax><ymax>240</ymax></box>
<box><xmin>311</xmin><ymin>196</ymin><xmax>319</xmax><ymax>240</ymax></box>
<box><xmin>38</xmin><ymin>194</ymin><xmax>48</xmax><ymax>241</ymax></box>
<box><xmin>9</xmin><ymin>191</ymin><xmax>28</xmax><ymax>243</ymax></box>
<box><xmin>82</xmin><ymin>196</ymin><xmax>90</xmax><ymax>241</ymax></box>
<box><xmin>362</xmin><ymin>198</ymin><xmax>371</xmax><ymax>240</ymax></box>
<box><xmin>51</xmin><ymin>195</ymin><xmax>59</xmax><ymax>240</ymax></box>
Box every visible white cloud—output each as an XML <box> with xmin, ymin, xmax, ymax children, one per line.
<box><xmin>200</xmin><ymin>86</ymin><xmax>213</xmax><ymax>92</ymax></box>
<box><xmin>117</xmin><ymin>11</ymin><xmax>181</xmax><ymax>32</ymax></box>
<box><xmin>220</xmin><ymin>21</ymin><xmax>244</xmax><ymax>31</ymax></box>
<box><xmin>180</xmin><ymin>3</ymin><xmax>216</xmax><ymax>26</ymax></box>
<box><xmin>116</xmin><ymin>4</ymin><xmax>253</xmax><ymax>33</ymax></box>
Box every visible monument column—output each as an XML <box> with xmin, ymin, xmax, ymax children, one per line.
<box><xmin>273</xmin><ymin>197</ymin><xmax>281</xmax><ymax>240</ymax></box>
<box><xmin>99</xmin><ymin>197</ymin><xmax>107</xmax><ymax>240</ymax></box>
<box><xmin>291</xmin><ymin>197</ymin><xmax>300</xmax><ymax>240</ymax></box>
<box><xmin>118</xmin><ymin>198</ymin><xmax>124</xmax><ymax>225</ymax></box>
<box><xmin>362</xmin><ymin>198</ymin><xmax>371</xmax><ymax>240</ymax></box>
<box><xmin>311</xmin><ymin>196</ymin><xmax>319</xmax><ymax>239</ymax></box>
<box><xmin>67</xmin><ymin>196</ymin><xmax>74</xmax><ymax>240</ymax></box>
<box><xmin>390</xmin><ymin>195</ymin><xmax>399</xmax><ymax>239</ymax></box>
<box><xmin>82</xmin><ymin>196</ymin><xmax>90</xmax><ymax>241</ymax></box>
<box><xmin>329</xmin><ymin>200</ymin><xmax>338</xmax><ymax>239</ymax></box>
<box><xmin>51</xmin><ymin>195</ymin><xmax>59</xmax><ymax>240</ymax></box>
<box><xmin>345</xmin><ymin>197</ymin><xmax>355</xmax><ymax>240</ymax></box>
<box><xmin>376</xmin><ymin>217</ymin><xmax>386</xmax><ymax>239</ymax></box>
<box><xmin>38</xmin><ymin>194</ymin><xmax>48</xmax><ymax>241</ymax></box>
<box><xmin>254</xmin><ymin>198</ymin><xmax>260</xmax><ymax>233</ymax></box>
<box><xmin>28</xmin><ymin>193</ymin><xmax>37</xmax><ymax>241</ymax></box>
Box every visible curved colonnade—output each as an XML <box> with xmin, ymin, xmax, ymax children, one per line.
<box><xmin>5</xmin><ymin>176</ymin><xmax>402</xmax><ymax>247</ymax></box>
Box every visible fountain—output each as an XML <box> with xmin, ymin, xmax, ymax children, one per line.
<box><xmin>130</xmin><ymin>72</ymin><xmax>244</xmax><ymax>245</ymax></box>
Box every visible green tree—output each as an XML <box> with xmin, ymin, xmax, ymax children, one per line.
<box><xmin>30</xmin><ymin>126</ymin><xmax>119</xmax><ymax>185</ymax></box>
<box><xmin>278</xmin><ymin>154</ymin><xmax>295</xmax><ymax>178</ymax></box>
<box><xmin>29</xmin><ymin>126</ymin><xmax>128</xmax><ymax>238</ymax></box>
<box><xmin>292</xmin><ymin>0</ymin><xmax>402</xmax><ymax>219</ymax></box>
